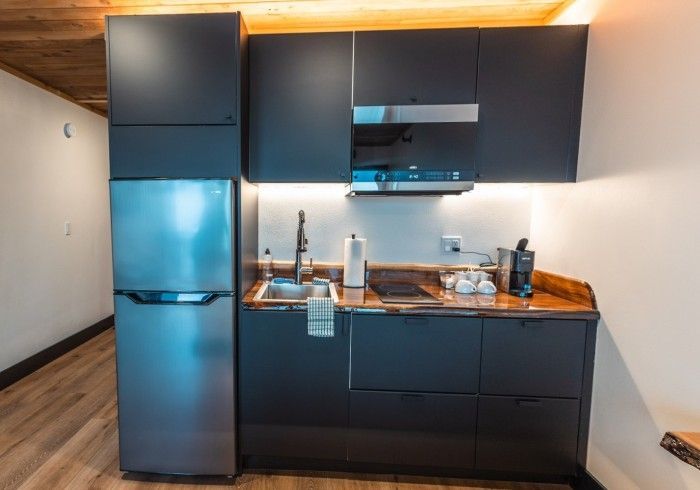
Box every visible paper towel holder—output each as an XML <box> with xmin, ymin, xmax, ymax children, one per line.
<box><xmin>343</xmin><ymin>234</ymin><xmax>368</xmax><ymax>289</ymax></box>
<box><xmin>343</xmin><ymin>259</ymin><xmax>368</xmax><ymax>289</ymax></box>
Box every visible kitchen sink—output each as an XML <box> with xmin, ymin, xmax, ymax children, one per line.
<box><xmin>253</xmin><ymin>282</ymin><xmax>339</xmax><ymax>304</ymax></box>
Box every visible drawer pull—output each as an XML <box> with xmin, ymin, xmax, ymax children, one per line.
<box><xmin>516</xmin><ymin>399</ymin><xmax>543</xmax><ymax>408</ymax></box>
<box><xmin>404</xmin><ymin>317</ymin><xmax>429</xmax><ymax>325</ymax></box>
<box><xmin>401</xmin><ymin>394</ymin><xmax>426</xmax><ymax>402</ymax></box>
<box><xmin>521</xmin><ymin>320</ymin><xmax>544</xmax><ymax>328</ymax></box>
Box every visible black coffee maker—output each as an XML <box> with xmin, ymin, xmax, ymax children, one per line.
<box><xmin>496</xmin><ymin>238</ymin><xmax>535</xmax><ymax>297</ymax></box>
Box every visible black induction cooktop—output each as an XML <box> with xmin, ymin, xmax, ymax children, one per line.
<box><xmin>371</xmin><ymin>283</ymin><xmax>443</xmax><ymax>305</ymax></box>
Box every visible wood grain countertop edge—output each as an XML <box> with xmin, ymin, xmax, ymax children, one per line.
<box><xmin>660</xmin><ymin>432</ymin><xmax>700</xmax><ymax>470</ymax></box>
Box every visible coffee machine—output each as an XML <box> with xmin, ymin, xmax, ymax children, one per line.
<box><xmin>496</xmin><ymin>238</ymin><xmax>535</xmax><ymax>297</ymax></box>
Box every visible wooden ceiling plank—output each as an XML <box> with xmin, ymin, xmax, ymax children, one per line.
<box><xmin>0</xmin><ymin>59</ymin><xmax>105</xmax><ymax>116</ymax></box>
<box><xmin>0</xmin><ymin>3</ymin><xmax>561</xmax><ymax>22</ymax></box>
<box><xmin>0</xmin><ymin>3</ymin><xmax>556</xmax><ymax>40</ymax></box>
<box><xmin>542</xmin><ymin>0</ymin><xmax>578</xmax><ymax>23</ymax></box>
<box><xmin>0</xmin><ymin>1</ymin><xmax>561</xmax><ymax>10</ymax></box>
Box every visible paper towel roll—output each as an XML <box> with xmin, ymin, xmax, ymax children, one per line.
<box><xmin>343</xmin><ymin>235</ymin><xmax>367</xmax><ymax>288</ymax></box>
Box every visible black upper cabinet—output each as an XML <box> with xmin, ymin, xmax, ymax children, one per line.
<box><xmin>238</xmin><ymin>311</ymin><xmax>350</xmax><ymax>461</ymax></box>
<box><xmin>249</xmin><ymin>32</ymin><xmax>353</xmax><ymax>183</ymax></box>
<box><xmin>475</xmin><ymin>25</ymin><xmax>588</xmax><ymax>182</ymax></box>
<box><xmin>107</xmin><ymin>14</ymin><xmax>239</xmax><ymax>126</ymax></box>
<box><xmin>353</xmin><ymin>28</ymin><xmax>479</xmax><ymax>106</ymax></box>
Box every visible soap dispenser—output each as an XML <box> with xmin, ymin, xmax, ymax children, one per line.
<box><xmin>262</xmin><ymin>248</ymin><xmax>273</xmax><ymax>283</ymax></box>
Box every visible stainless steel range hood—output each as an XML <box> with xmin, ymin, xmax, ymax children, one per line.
<box><xmin>349</xmin><ymin>103</ymin><xmax>478</xmax><ymax>196</ymax></box>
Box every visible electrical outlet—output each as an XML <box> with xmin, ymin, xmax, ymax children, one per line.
<box><xmin>441</xmin><ymin>235</ymin><xmax>462</xmax><ymax>253</ymax></box>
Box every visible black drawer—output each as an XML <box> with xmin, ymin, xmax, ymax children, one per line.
<box><xmin>476</xmin><ymin>395</ymin><xmax>580</xmax><ymax>475</ymax></box>
<box><xmin>350</xmin><ymin>315</ymin><xmax>481</xmax><ymax>394</ymax></box>
<box><xmin>109</xmin><ymin>125</ymin><xmax>239</xmax><ymax>178</ymax></box>
<box><xmin>481</xmin><ymin>318</ymin><xmax>586</xmax><ymax>397</ymax></box>
<box><xmin>349</xmin><ymin>390</ymin><xmax>477</xmax><ymax>469</ymax></box>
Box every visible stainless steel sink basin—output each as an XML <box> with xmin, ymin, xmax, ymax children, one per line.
<box><xmin>253</xmin><ymin>282</ymin><xmax>339</xmax><ymax>304</ymax></box>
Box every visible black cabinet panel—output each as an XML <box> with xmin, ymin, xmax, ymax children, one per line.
<box><xmin>109</xmin><ymin>126</ymin><xmax>239</xmax><ymax>178</ymax></box>
<box><xmin>108</xmin><ymin>14</ymin><xmax>238</xmax><ymax>126</ymax></box>
<box><xmin>476</xmin><ymin>396</ymin><xmax>580</xmax><ymax>475</ymax></box>
<box><xmin>350</xmin><ymin>315</ymin><xmax>481</xmax><ymax>394</ymax></box>
<box><xmin>475</xmin><ymin>25</ymin><xmax>588</xmax><ymax>182</ymax></box>
<box><xmin>353</xmin><ymin>28</ymin><xmax>479</xmax><ymax>106</ymax></box>
<box><xmin>249</xmin><ymin>33</ymin><xmax>352</xmax><ymax>182</ymax></box>
<box><xmin>239</xmin><ymin>311</ymin><xmax>349</xmax><ymax>460</ymax></box>
<box><xmin>349</xmin><ymin>390</ymin><xmax>476</xmax><ymax>469</ymax></box>
<box><xmin>481</xmin><ymin>318</ymin><xmax>586</xmax><ymax>398</ymax></box>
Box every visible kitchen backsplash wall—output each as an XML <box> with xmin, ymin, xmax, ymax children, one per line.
<box><xmin>258</xmin><ymin>183</ymin><xmax>532</xmax><ymax>265</ymax></box>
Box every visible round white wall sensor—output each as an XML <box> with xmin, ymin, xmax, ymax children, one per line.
<box><xmin>63</xmin><ymin>122</ymin><xmax>76</xmax><ymax>138</ymax></box>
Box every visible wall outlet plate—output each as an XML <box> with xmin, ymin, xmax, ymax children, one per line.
<box><xmin>441</xmin><ymin>235</ymin><xmax>461</xmax><ymax>253</ymax></box>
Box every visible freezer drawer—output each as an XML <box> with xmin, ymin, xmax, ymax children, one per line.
<box><xmin>114</xmin><ymin>294</ymin><xmax>235</xmax><ymax>475</ymax></box>
<box><xmin>110</xmin><ymin>179</ymin><xmax>235</xmax><ymax>292</ymax></box>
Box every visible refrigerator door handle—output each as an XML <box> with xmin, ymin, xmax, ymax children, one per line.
<box><xmin>120</xmin><ymin>291</ymin><xmax>231</xmax><ymax>305</ymax></box>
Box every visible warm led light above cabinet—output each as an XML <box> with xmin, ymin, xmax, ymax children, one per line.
<box><xmin>257</xmin><ymin>183</ymin><xmax>533</xmax><ymax>200</ymax></box>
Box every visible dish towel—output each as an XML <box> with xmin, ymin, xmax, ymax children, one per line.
<box><xmin>307</xmin><ymin>297</ymin><xmax>335</xmax><ymax>337</ymax></box>
<box><xmin>312</xmin><ymin>277</ymin><xmax>330</xmax><ymax>285</ymax></box>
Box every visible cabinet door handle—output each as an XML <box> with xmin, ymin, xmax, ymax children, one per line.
<box><xmin>516</xmin><ymin>399</ymin><xmax>543</xmax><ymax>408</ymax></box>
<box><xmin>521</xmin><ymin>320</ymin><xmax>544</xmax><ymax>328</ymax></box>
<box><xmin>401</xmin><ymin>394</ymin><xmax>425</xmax><ymax>402</ymax></box>
<box><xmin>404</xmin><ymin>317</ymin><xmax>428</xmax><ymax>326</ymax></box>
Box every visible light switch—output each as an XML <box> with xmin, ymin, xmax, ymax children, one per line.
<box><xmin>64</xmin><ymin>221</ymin><xmax>71</xmax><ymax>236</ymax></box>
<box><xmin>441</xmin><ymin>235</ymin><xmax>461</xmax><ymax>253</ymax></box>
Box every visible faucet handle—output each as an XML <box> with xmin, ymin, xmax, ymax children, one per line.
<box><xmin>300</xmin><ymin>257</ymin><xmax>314</xmax><ymax>275</ymax></box>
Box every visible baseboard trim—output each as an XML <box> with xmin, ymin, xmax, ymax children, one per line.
<box><xmin>0</xmin><ymin>314</ymin><xmax>114</xmax><ymax>391</ymax></box>
<box><xmin>572</xmin><ymin>466</ymin><xmax>606</xmax><ymax>490</ymax></box>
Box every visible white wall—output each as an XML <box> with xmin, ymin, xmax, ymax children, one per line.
<box><xmin>532</xmin><ymin>0</ymin><xmax>700</xmax><ymax>488</ymax></box>
<box><xmin>258</xmin><ymin>183</ymin><xmax>532</xmax><ymax>265</ymax></box>
<box><xmin>0</xmin><ymin>70</ymin><xmax>113</xmax><ymax>372</ymax></box>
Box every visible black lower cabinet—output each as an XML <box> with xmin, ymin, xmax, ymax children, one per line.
<box><xmin>349</xmin><ymin>390</ymin><xmax>477</xmax><ymax>469</ymax></box>
<box><xmin>238</xmin><ymin>310</ymin><xmax>349</xmax><ymax>461</ymax></box>
<box><xmin>476</xmin><ymin>396</ymin><xmax>580</xmax><ymax>475</ymax></box>
<box><xmin>351</xmin><ymin>315</ymin><xmax>482</xmax><ymax>393</ymax></box>
<box><xmin>481</xmin><ymin>318</ymin><xmax>586</xmax><ymax>398</ymax></box>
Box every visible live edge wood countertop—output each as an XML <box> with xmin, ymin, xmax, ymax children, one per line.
<box><xmin>241</xmin><ymin>263</ymin><xmax>600</xmax><ymax>321</ymax></box>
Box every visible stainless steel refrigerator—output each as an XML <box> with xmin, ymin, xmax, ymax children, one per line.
<box><xmin>110</xmin><ymin>179</ymin><xmax>236</xmax><ymax>475</ymax></box>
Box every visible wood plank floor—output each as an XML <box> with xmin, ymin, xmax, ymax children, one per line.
<box><xmin>0</xmin><ymin>328</ymin><xmax>569</xmax><ymax>490</ymax></box>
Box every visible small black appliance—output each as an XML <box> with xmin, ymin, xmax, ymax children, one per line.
<box><xmin>496</xmin><ymin>238</ymin><xmax>535</xmax><ymax>298</ymax></box>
